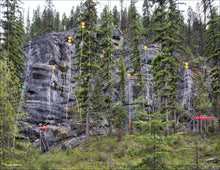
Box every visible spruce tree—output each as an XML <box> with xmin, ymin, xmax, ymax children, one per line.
<box><xmin>203</xmin><ymin>0</ymin><xmax>220</xmax><ymax>121</ymax></box>
<box><xmin>61</xmin><ymin>13</ymin><xmax>68</xmax><ymax>31</ymax></box>
<box><xmin>128</xmin><ymin>0</ymin><xmax>144</xmax><ymax>111</ymax></box>
<box><xmin>142</xmin><ymin>0</ymin><xmax>153</xmax><ymax>41</ymax></box>
<box><xmin>120</xmin><ymin>8</ymin><xmax>128</xmax><ymax>33</ymax></box>
<box><xmin>0</xmin><ymin>51</ymin><xmax>28</xmax><ymax>163</ymax></box>
<box><xmin>112</xmin><ymin>6</ymin><xmax>120</xmax><ymax>27</ymax></box>
<box><xmin>25</xmin><ymin>8</ymin><xmax>31</xmax><ymax>42</ymax></box>
<box><xmin>73</xmin><ymin>0</ymin><xmax>98</xmax><ymax>142</ymax></box>
<box><xmin>151</xmin><ymin>0</ymin><xmax>183</xmax><ymax>136</ymax></box>
<box><xmin>98</xmin><ymin>5</ymin><xmax>115</xmax><ymax>136</ymax></box>
<box><xmin>114</xmin><ymin>56</ymin><xmax>128</xmax><ymax>141</ymax></box>
<box><xmin>54</xmin><ymin>11</ymin><xmax>60</xmax><ymax>32</ymax></box>
<box><xmin>118</xmin><ymin>55</ymin><xmax>126</xmax><ymax>105</ymax></box>
<box><xmin>67</xmin><ymin>7</ymin><xmax>76</xmax><ymax>29</ymax></box>
<box><xmin>1</xmin><ymin>0</ymin><xmax>26</xmax><ymax>84</ymax></box>
<box><xmin>134</xmin><ymin>111</ymin><xmax>183</xmax><ymax>169</ymax></box>
<box><xmin>30</xmin><ymin>6</ymin><xmax>42</xmax><ymax>38</ymax></box>
<box><xmin>42</xmin><ymin>0</ymin><xmax>55</xmax><ymax>35</ymax></box>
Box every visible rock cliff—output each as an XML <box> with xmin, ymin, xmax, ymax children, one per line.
<box><xmin>21</xmin><ymin>28</ymin><xmax>194</xmax><ymax>148</ymax></box>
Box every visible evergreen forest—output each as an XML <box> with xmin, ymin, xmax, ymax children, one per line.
<box><xmin>0</xmin><ymin>0</ymin><xmax>219</xmax><ymax>169</ymax></box>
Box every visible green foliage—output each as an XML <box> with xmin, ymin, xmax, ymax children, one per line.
<box><xmin>97</xmin><ymin>5</ymin><xmax>116</xmax><ymax>135</ymax></box>
<box><xmin>120</xmin><ymin>8</ymin><xmax>128</xmax><ymax>33</ymax></box>
<box><xmin>73</xmin><ymin>0</ymin><xmax>99</xmax><ymax>141</ymax></box>
<box><xmin>118</xmin><ymin>55</ymin><xmax>126</xmax><ymax>105</ymax></box>
<box><xmin>113</xmin><ymin>102</ymin><xmax>128</xmax><ymax>130</ymax></box>
<box><xmin>193</xmin><ymin>75</ymin><xmax>212</xmax><ymax>115</ymax></box>
<box><xmin>203</xmin><ymin>1</ymin><xmax>220</xmax><ymax>114</ymax></box>
<box><xmin>128</xmin><ymin>0</ymin><xmax>144</xmax><ymax>101</ymax></box>
<box><xmin>112</xmin><ymin>6</ymin><xmax>120</xmax><ymax>27</ymax></box>
<box><xmin>1</xmin><ymin>0</ymin><xmax>26</xmax><ymax>81</ymax></box>
<box><xmin>0</xmin><ymin>51</ymin><xmax>28</xmax><ymax>164</ymax></box>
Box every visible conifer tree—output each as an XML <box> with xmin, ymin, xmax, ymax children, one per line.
<box><xmin>67</xmin><ymin>7</ymin><xmax>76</xmax><ymax>29</ymax></box>
<box><xmin>128</xmin><ymin>0</ymin><xmax>144</xmax><ymax>111</ymax></box>
<box><xmin>98</xmin><ymin>5</ymin><xmax>115</xmax><ymax>135</ymax></box>
<box><xmin>203</xmin><ymin>0</ymin><xmax>220</xmax><ymax>120</ymax></box>
<box><xmin>30</xmin><ymin>6</ymin><xmax>42</xmax><ymax>38</ymax></box>
<box><xmin>118</xmin><ymin>55</ymin><xmax>126</xmax><ymax>105</ymax></box>
<box><xmin>114</xmin><ymin>56</ymin><xmax>128</xmax><ymax>141</ymax></box>
<box><xmin>42</xmin><ymin>0</ymin><xmax>55</xmax><ymax>34</ymax></box>
<box><xmin>120</xmin><ymin>8</ymin><xmax>128</xmax><ymax>33</ymax></box>
<box><xmin>151</xmin><ymin>0</ymin><xmax>183</xmax><ymax>136</ymax></box>
<box><xmin>25</xmin><ymin>8</ymin><xmax>31</xmax><ymax>42</ymax></box>
<box><xmin>61</xmin><ymin>13</ymin><xmax>68</xmax><ymax>31</ymax></box>
<box><xmin>1</xmin><ymin>0</ymin><xmax>26</xmax><ymax>83</ymax></box>
<box><xmin>0</xmin><ymin>49</ymin><xmax>28</xmax><ymax>163</ymax></box>
<box><xmin>134</xmin><ymin>111</ymin><xmax>183</xmax><ymax>169</ymax></box>
<box><xmin>0</xmin><ymin>51</ymin><xmax>17</xmax><ymax>162</ymax></box>
<box><xmin>112</xmin><ymin>6</ymin><xmax>120</xmax><ymax>27</ymax></box>
<box><xmin>142</xmin><ymin>0</ymin><xmax>153</xmax><ymax>41</ymax></box>
<box><xmin>73</xmin><ymin>0</ymin><xmax>98</xmax><ymax>142</ymax></box>
<box><xmin>54</xmin><ymin>11</ymin><xmax>60</xmax><ymax>32</ymax></box>
<box><xmin>73</xmin><ymin>3</ymin><xmax>84</xmax><ymax>26</ymax></box>
<box><xmin>90</xmin><ymin>77</ymin><xmax>105</xmax><ymax>140</ymax></box>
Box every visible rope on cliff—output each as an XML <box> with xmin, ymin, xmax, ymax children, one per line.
<box><xmin>182</xmin><ymin>68</ymin><xmax>187</xmax><ymax>108</ymax></box>
<box><xmin>44</xmin><ymin>66</ymin><xmax>55</xmax><ymax>126</ymax></box>
<box><xmin>79</xmin><ymin>24</ymin><xmax>84</xmax><ymax>119</ymax></box>
<box><xmin>66</xmin><ymin>38</ymin><xmax>72</xmax><ymax>121</ymax></box>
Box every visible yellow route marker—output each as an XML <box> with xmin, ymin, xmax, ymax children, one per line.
<box><xmin>81</xmin><ymin>22</ymin><xmax>85</xmax><ymax>29</ymax></box>
<box><xmin>185</xmin><ymin>62</ymin><xmax>189</xmax><ymax>69</ymax></box>
<box><xmin>144</xmin><ymin>45</ymin><xmax>147</xmax><ymax>50</ymax></box>
<box><xmin>68</xmin><ymin>36</ymin><xmax>71</xmax><ymax>43</ymax></box>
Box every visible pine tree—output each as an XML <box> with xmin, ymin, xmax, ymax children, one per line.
<box><xmin>41</xmin><ymin>0</ymin><xmax>55</xmax><ymax>35</ymax></box>
<box><xmin>142</xmin><ymin>0</ymin><xmax>153</xmax><ymax>41</ymax></box>
<box><xmin>90</xmin><ymin>78</ymin><xmax>105</xmax><ymax>140</ymax></box>
<box><xmin>112</xmin><ymin>6</ymin><xmax>120</xmax><ymax>27</ymax></box>
<box><xmin>54</xmin><ymin>11</ymin><xmax>60</xmax><ymax>32</ymax></box>
<box><xmin>74</xmin><ymin>3</ymin><xmax>84</xmax><ymax>26</ymax></box>
<box><xmin>118</xmin><ymin>55</ymin><xmax>126</xmax><ymax>105</ymax></box>
<box><xmin>120</xmin><ymin>8</ymin><xmax>128</xmax><ymax>33</ymax></box>
<box><xmin>128</xmin><ymin>0</ymin><xmax>144</xmax><ymax>111</ymax></box>
<box><xmin>98</xmin><ymin>5</ymin><xmax>115</xmax><ymax>136</ymax></box>
<box><xmin>73</xmin><ymin>0</ymin><xmax>98</xmax><ymax>142</ymax></box>
<box><xmin>67</xmin><ymin>7</ymin><xmax>76</xmax><ymax>29</ymax></box>
<box><xmin>151</xmin><ymin>0</ymin><xmax>183</xmax><ymax>136</ymax></box>
<box><xmin>30</xmin><ymin>6</ymin><xmax>42</xmax><ymax>38</ymax></box>
<box><xmin>25</xmin><ymin>8</ymin><xmax>31</xmax><ymax>42</ymax></box>
<box><xmin>134</xmin><ymin>111</ymin><xmax>183</xmax><ymax>169</ymax></box>
<box><xmin>203</xmin><ymin>0</ymin><xmax>220</xmax><ymax>121</ymax></box>
<box><xmin>61</xmin><ymin>13</ymin><xmax>68</xmax><ymax>31</ymax></box>
<box><xmin>0</xmin><ymin>51</ymin><xmax>17</xmax><ymax>163</ymax></box>
<box><xmin>1</xmin><ymin>0</ymin><xmax>26</xmax><ymax>83</ymax></box>
<box><xmin>0</xmin><ymin>50</ymin><xmax>28</xmax><ymax>163</ymax></box>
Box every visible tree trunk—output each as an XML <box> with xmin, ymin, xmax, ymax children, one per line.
<box><xmin>174</xmin><ymin>109</ymin><xmax>177</xmax><ymax>133</ymax></box>
<box><xmin>85</xmin><ymin>104</ymin><xmax>90</xmax><ymax>142</ymax></box>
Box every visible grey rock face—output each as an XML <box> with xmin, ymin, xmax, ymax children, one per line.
<box><xmin>62</xmin><ymin>138</ymin><xmax>80</xmax><ymax>150</ymax></box>
<box><xmin>22</xmin><ymin>28</ymin><xmax>195</xmax><ymax>146</ymax></box>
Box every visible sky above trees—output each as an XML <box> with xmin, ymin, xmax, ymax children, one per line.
<box><xmin>21</xmin><ymin>0</ymin><xmax>219</xmax><ymax>26</ymax></box>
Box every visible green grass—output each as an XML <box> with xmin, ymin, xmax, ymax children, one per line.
<box><xmin>2</xmin><ymin>132</ymin><xmax>219</xmax><ymax>170</ymax></box>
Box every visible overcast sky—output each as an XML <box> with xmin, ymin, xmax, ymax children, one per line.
<box><xmin>20</xmin><ymin>0</ymin><xmax>219</xmax><ymax>25</ymax></box>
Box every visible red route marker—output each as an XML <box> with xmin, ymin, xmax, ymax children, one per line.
<box><xmin>196</xmin><ymin>116</ymin><xmax>199</xmax><ymax>120</ymax></box>
<box><xmin>39</xmin><ymin>126</ymin><xmax>42</xmax><ymax>130</ymax></box>
<box><xmin>204</xmin><ymin>116</ymin><xmax>207</xmax><ymax>120</ymax></box>
<box><xmin>200</xmin><ymin>116</ymin><xmax>203</xmax><ymax>120</ymax></box>
<box><xmin>209</xmin><ymin>116</ymin><xmax>212</xmax><ymax>120</ymax></box>
<box><xmin>44</xmin><ymin>126</ymin><xmax>48</xmax><ymax>130</ymax></box>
